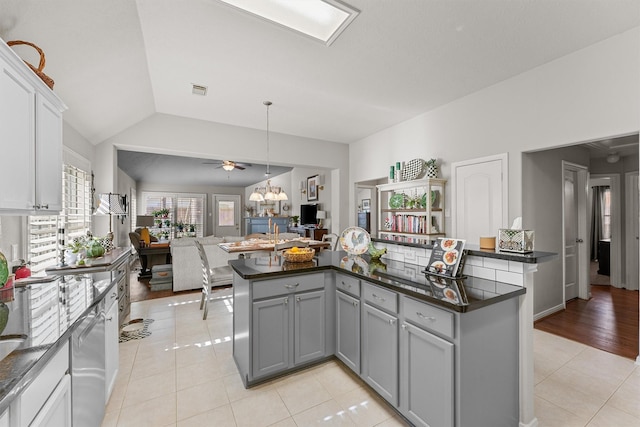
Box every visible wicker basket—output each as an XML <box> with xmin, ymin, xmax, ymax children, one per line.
<box><xmin>282</xmin><ymin>248</ymin><xmax>315</xmax><ymax>263</ymax></box>
<box><xmin>7</xmin><ymin>40</ymin><xmax>55</xmax><ymax>89</ymax></box>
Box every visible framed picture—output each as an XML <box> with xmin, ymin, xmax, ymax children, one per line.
<box><xmin>307</xmin><ymin>175</ymin><xmax>319</xmax><ymax>201</ymax></box>
<box><xmin>362</xmin><ymin>199</ymin><xmax>370</xmax><ymax>211</ymax></box>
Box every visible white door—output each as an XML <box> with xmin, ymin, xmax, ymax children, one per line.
<box><xmin>562</xmin><ymin>162</ymin><xmax>589</xmax><ymax>301</ymax></box>
<box><xmin>213</xmin><ymin>194</ymin><xmax>241</xmax><ymax>237</ymax></box>
<box><xmin>452</xmin><ymin>154</ymin><xmax>507</xmax><ymax>242</ymax></box>
<box><xmin>625</xmin><ymin>172</ymin><xmax>639</xmax><ymax>290</ymax></box>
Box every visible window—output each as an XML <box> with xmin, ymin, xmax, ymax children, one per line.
<box><xmin>141</xmin><ymin>192</ymin><xmax>205</xmax><ymax>238</ymax></box>
<box><xmin>28</xmin><ymin>163</ymin><xmax>92</xmax><ymax>275</ymax></box>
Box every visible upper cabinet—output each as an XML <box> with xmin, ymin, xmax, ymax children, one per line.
<box><xmin>0</xmin><ymin>39</ymin><xmax>66</xmax><ymax>214</ymax></box>
<box><xmin>377</xmin><ymin>178</ymin><xmax>446</xmax><ymax>244</ymax></box>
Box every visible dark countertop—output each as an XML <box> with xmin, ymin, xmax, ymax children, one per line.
<box><xmin>229</xmin><ymin>250</ymin><xmax>527</xmax><ymax>313</ymax></box>
<box><xmin>0</xmin><ymin>249</ymin><xmax>129</xmax><ymax>413</ymax></box>
<box><xmin>371</xmin><ymin>237</ymin><xmax>558</xmax><ymax>264</ymax></box>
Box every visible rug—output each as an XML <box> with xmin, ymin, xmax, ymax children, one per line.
<box><xmin>119</xmin><ymin>318</ymin><xmax>154</xmax><ymax>342</ymax></box>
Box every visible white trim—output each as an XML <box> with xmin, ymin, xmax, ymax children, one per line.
<box><xmin>63</xmin><ymin>147</ymin><xmax>91</xmax><ymax>173</ymax></box>
<box><xmin>624</xmin><ymin>171</ymin><xmax>639</xmax><ymax>291</ymax></box>
<box><xmin>451</xmin><ymin>152</ymin><xmax>508</xmax><ymax>237</ymax></box>
<box><xmin>590</xmin><ymin>173</ymin><xmax>622</xmax><ymax>288</ymax></box>
<box><xmin>533</xmin><ymin>304</ymin><xmax>565</xmax><ymax>321</ymax></box>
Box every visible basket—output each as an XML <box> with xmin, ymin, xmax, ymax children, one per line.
<box><xmin>282</xmin><ymin>248</ymin><xmax>315</xmax><ymax>263</ymax></box>
<box><xmin>7</xmin><ymin>40</ymin><xmax>55</xmax><ymax>89</ymax></box>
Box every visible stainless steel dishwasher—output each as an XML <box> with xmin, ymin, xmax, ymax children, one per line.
<box><xmin>71</xmin><ymin>299</ymin><xmax>106</xmax><ymax>427</ymax></box>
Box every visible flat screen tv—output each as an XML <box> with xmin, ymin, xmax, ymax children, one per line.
<box><xmin>300</xmin><ymin>204</ymin><xmax>318</xmax><ymax>226</ymax></box>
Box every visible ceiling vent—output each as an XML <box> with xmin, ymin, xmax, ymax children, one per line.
<box><xmin>191</xmin><ymin>84</ymin><xmax>207</xmax><ymax>96</ymax></box>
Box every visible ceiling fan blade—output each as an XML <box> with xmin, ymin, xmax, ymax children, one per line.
<box><xmin>235</xmin><ymin>165</ymin><xmax>245</xmax><ymax>170</ymax></box>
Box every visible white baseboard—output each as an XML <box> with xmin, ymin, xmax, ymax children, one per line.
<box><xmin>636</xmin><ymin>355</ymin><xmax>640</xmax><ymax>366</ymax></box>
<box><xmin>533</xmin><ymin>304</ymin><xmax>564</xmax><ymax>322</ymax></box>
<box><xmin>520</xmin><ymin>417</ymin><xmax>539</xmax><ymax>427</ymax></box>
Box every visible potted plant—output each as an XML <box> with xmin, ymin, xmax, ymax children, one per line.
<box><xmin>290</xmin><ymin>215</ymin><xmax>300</xmax><ymax>227</ymax></box>
<box><xmin>426</xmin><ymin>158</ymin><xmax>438</xmax><ymax>178</ymax></box>
<box><xmin>152</xmin><ymin>208</ymin><xmax>170</xmax><ymax>218</ymax></box>
<box><xmin>174</xmin><ymin>221</ymin><xmax>185</xmax><ymax>232</ymax></box>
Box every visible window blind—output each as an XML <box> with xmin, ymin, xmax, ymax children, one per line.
<box><xmin>141</xmin><ymin>192</ymin><xmax>205</xmax><ymax>238</ymax></box>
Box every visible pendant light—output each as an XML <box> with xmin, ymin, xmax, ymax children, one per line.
<box><xmin>249</xmin><ymin>101</ymin><xmax>288</xmax><ymax>202</ymax></box>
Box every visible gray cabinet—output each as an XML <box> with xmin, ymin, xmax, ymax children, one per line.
<box><xmin>250</xmin><ymin>273</ymin><xmax>327</xmax><ymax>380</ymax></box>
<box><xmin>252</xmin><ymin>296</ymin><xmax>290</xmax><ymax>378</ymax></box>
<box><xmin>400</xmin><ymin>322</ymin><xmax>454</xmax><ymax>427</ymax></box>
<box><xmin>294</xmin><ymin>291</ymin><xmax>326</xmax><ymax>365</ymax></box>
<box><xmin>362</xmin><ymin>302</ymin><xmax>398</xmax><ymax>406</ymax></box>
<box><xmin>245</xmin><ymin>217</ymin><xmax>288</xmax><ymax>234</ymax></box>
<box><xmin>336</xmin><ymin>290</ymin><xmax>360</xmax><ymax>372</ymax></box>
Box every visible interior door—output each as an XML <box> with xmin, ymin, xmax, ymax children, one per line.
<box><xmin>213</xmin><ymin>194</ymin><xmax>241</xmax><ymax>237</ymax></box>
<box><xmin>563</xmin><ymin>169</ymin><xmax>579</xmax><ymax>301</ymax></box>
<box><xmin>452</xmin><ymin>154</ymin><xmax>507</xmax><ymax>241</ymax></box>
<box><xmin>562</xmin><ymin>161</ymin><xmax>589</xmax><ymax>301</ymax></box>
<box><xmin>625</xmin><ymin>172</ymin><xmax>639</xmax><ymax>290</ymax></box>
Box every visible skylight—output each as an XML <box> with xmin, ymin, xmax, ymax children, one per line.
<box><xmin>217</xmin><ymin>0</ymin><xmax>359</xmax><ymax>46</ymax></box>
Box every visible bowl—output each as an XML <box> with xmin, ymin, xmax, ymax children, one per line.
<box><xmin>282</xmin><ymin>248</ymin><xmax>315</xmax><ymax>263</ymax></box>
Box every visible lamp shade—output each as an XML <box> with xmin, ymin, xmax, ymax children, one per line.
<box><xmin>136</xmin><ymin>215</ymin><xmax>155</xmax><ymax>227</ymax></box>
<box><xmin>95</xmin><ymin>193</ymin><xmax>126</xmax><ymax>215</ymax></box>
<box><xmin>316</xmin><ymin>210</ymin><xmax>326</xmax><ymax>220</ymax></box>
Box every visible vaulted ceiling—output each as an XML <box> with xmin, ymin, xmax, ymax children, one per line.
<box><xmin>1</xmin><ymin>0</ymin><xmax>638</xmax><ymax>148</ymax></box>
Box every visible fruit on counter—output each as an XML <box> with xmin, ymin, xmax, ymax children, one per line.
<box><xmin>14</xmin><ymin>260</ymin><xmax>31</xmax><ymax>279</ymax></box>
<box><xmin>0</xmin><ymin>252</ymin><xmax>8</xmax><ymax>286</ymax></box>
<box><xmin>368</xmin><ymin>242</ymin><xmax>387</xmax><ymax>260</ymax></box>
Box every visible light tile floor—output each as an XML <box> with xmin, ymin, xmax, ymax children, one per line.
<box><xmin>102</xmin><ymin>289</ymin><xmax>640</xmax><ymax>427</ymax></box>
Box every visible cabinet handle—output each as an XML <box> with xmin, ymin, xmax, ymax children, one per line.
<box><xmin>352</xmin><ymin>301</ymin><xmax>358</xmax><ymax>307</ymax></box>
<box><xmin>372</xmin><ymin>293</ymin><xmax>385</xmax><ymax>302</ymax></box>
<box><xmin>111</xmin><ymin>292</ymin><xmax>118</xmax><ymax>298</ymax></box>
<box><xmin>284</xmin><ymin>283</ymin><xmax>299</xmax><ymax>290</ymax></box>
<box><xmin>284</xmin><ymin>298</ymin><xmax>288</xmax><ymax>305</ymax></box>
<box><xmin>401</xmin><ymin>323</ymin><xmax>407</xmax><ymax>330</ymax></box>
<box><xmin>389</xmin><ymin>319</ymin><xmax>395</xmax><ymax>325</ymax></box>
<box><xmin>296</xmin><ymin>296</ymin><xmax>301</xmax><ymax>302</ymax></box>
<box><xmin>417</xmin><ymin>312</ymin><xmax>436</xmax><ymax>321</ymax></box>
<box><xmin>41</xmin><ymin>204</ymin><xmax>49</xmax><ymax>210</ymax></box>
<box><xmin>106</xmin><ymin>316</ymin><xmax>114</xmax><ymax>322</ymax></box>
<box><xmin>342</xmin><ymin>281</ymin><xmax>351</xmax><ymax>288</ymax></box>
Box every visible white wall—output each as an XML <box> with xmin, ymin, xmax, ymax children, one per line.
<box><xmin>349</xmin><ymin>27</ymin><xmax>639</xmax><ymax>316</ymax></box>
<box><xmin>96</xmin><ymin>112</ymin><xmax>349</xmax><ymax>236</ymax></box>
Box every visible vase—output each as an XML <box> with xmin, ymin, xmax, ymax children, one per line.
<box><xmin>426</xmin><ymin>164</ymin><xmax>438</xmax><ymax>178</ymax></box>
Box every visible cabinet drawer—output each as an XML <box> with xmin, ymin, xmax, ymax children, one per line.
<box><xmin>363</xmin><ymin>282</ymin><xmax>397</xmax><ymax>314</ymax></box>
<box><xmin>403</xmin><ymin>296</ymin><xmax>454</xmax><ymax>339</ymax></box>
<box><xmin>336</xmin><ymin>273</ymin><xmax>360</xmax><ymax>297</ymax></box>
<box><xmin>253</xmin><ymin>273</ymin><xmax>324</xmax><ymax>299</ymax></box>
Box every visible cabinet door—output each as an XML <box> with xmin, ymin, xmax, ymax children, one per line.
<box><xmin>294</xmin><ymin>290</ymin><xmax>325</xmax><ymax>365</ymax></box>
<box><xmin>0</xmin><ymin>55</ymin><xmax>36</xmax><ymax>211</ymax></box>
<box><xmin>252</xmin><ymin>296</ymin><xmax>290</xmax><ymax>378</ymax></box>
<box><xmin>30</xmin><ymin>374</ymin><xmax>72</xmax><ymax>427</ymax></box>
<box><xmin>105</xmin><ymin>293</ymin><xmax>120</xmax><ymax>402</ymax></box>
<box><xmin>336</xmin><ymin>290</ymin><xmax>360</xmax><ymax>373</ymax></box>
<box><xmin>362</xmin><ymin>303</ymin><xmax>398</xmax><ymax>405</ymax></box>
<box><xmin>35</xmin><ymin>93</ymin><xmax>63</xmax><ymax>212</ymax></box>
<box><xmin>400</xmin><ymin>322</ymin><xmax>454</xmax><ymax>427</ymax></box>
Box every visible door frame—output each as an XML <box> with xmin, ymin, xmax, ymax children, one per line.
<box><xmin>590</xmin><ymin>173</ymin><xmax>622</xmax><ymax>288</ymax></box>
<box><xmin>562</xmin><ymin>161</ymin><xmax>589</xmax><ymax>302</ymax></box>
<box><xmin>624</xmin><ymin>171</ymin><xmax>638</xmax><ymax>290</ymax></box>
<box><xmin>450</xmin><ymin>153</ymin><xmax>508</xmax><ymax>238</ymax></box>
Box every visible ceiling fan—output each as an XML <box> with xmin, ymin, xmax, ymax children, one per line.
<box><xmin>203</xmin><ymin>160</ymin><xmax>252</xmax><ymax>171</ymax></box>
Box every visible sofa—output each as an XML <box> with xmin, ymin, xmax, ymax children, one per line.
<box><xmin>170</xmin><ymin>235</ymin><xmax>245</xmax><ymax>292</ymax></box>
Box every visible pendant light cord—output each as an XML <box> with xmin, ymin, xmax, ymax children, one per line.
<box><xmin>264</xmin><ymin>101</ymin><xmax>272</xmax><ymax>177</ymax></box>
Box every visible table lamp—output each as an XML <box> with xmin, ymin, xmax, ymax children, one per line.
<box><xmin>316</xmin><ymin>210</ymin><xmax>326</xmax><ymax>229</ymax></box>
<box><xmin>136</xmin><ymin>215</ymin><xmax>155</xmax><ymax>246</ymax></box>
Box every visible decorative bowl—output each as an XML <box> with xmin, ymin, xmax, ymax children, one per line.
<box><xmin>282</xmin><ymin>248</ymin><xmax>315</xmax><ymax>263</ymax></box>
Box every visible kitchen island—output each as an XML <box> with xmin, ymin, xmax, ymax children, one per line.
<box><xmin>0</xmin><ymin>248</ymin><xmax>130</xmax><ymax>426</ymax></box>
<box><xmin>231</xmin><ymin>248</ymin><xmax>540</xmax><ymax>427</ymax></box>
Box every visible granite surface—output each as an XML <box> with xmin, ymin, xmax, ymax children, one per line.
<box><xmin>0</xmin><ymin>249</ymin><xmax>128</xmax><ymax>413</ymax></box>
<box><xmin>229</xmin><ymin>250</ymin><xmax>527</xmax><ymax>313</ymax></box>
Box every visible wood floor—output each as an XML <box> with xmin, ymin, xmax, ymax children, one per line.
<box><xmin>535</xmin><ymin>284</ymin><xmax>639</xmax><ymax>360</ymax></box>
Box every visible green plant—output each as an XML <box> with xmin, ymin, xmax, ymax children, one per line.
<box><xmin>174</xmin><ymin>221</ymin><xmax>185</xmax><ymax>231</ymax></box>
<box><xmin>66</xmin><ymin>238</ymin><xmax>87</xmax><ymax>253</ymax></box>
<box><xmin>152</xmin><ymin>208</ymin><xmax>170</xmax><ymax>217</ymax></box>
<box><xmin>290</xmin><ymin>215</ymin><xmax>299</xmax><ymax>225</ymax></box>
<box><xmin>426</xmin><ymin>158</ymin><xmax>437</xmax><ymax>166</ymax></box>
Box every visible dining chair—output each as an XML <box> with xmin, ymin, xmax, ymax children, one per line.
<box><xmin>321</xmin><ymin>233</ymin><xmax>340</xmax><ymax>251</ymax></box>
<box><xmin>194</xmin><ymin>240</ymin><xmax>233</xmax><ymax>320</ymax></box>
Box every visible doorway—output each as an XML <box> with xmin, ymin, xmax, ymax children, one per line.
<box><xmin>212</xmin><ymin>194</ymin><xmax>241</xmax><ymax>237</ymax></box>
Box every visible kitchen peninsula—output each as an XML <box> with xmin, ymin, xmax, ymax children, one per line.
<box><xmin>230</xmin><ymin>244</ymin><xmax>556</xmax><ymax>427</ymax></box>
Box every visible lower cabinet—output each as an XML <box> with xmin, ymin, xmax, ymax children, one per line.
<box><xmin>252</xmin><ymin>289</ymin><xmax>326</xmax><ymax>379</ymax></box>
<box><xmin>362</xmin><ymin>302</ymin><xmax>398</xmax><ymax>406</ymax></box>
<box><xmin>335</xmin><ymin>290</ymin><xmax>360</xmax><ymax>372</ymax></box>
<box><xmin>29</xmin><ymin>374</ymin><xmax>71</xmax><ymax>427</ymax></box>
<box><xmin>400</xmin><ymin>322</ymin><xmax>454</xmax><ymax>427</ymax></box>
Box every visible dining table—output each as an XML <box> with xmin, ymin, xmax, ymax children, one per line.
<box><xmin>218</xmin><ymin>238</ymin><xmax>330</xmax><ymax>255</ymax></box>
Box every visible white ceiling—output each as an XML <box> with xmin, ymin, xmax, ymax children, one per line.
<box><xmin>1</xmin><ymin>0</ymin><xmax>638</xmax><ymax>147</ymax></box>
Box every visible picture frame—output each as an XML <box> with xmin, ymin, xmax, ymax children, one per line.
<box><xmin>362</xmin><ymin>199</ymin><xmax>370</xmax><ymax>211</ymax></box>
<box><xmin>307</xmin><ymin>175</ymin><xmax>319</xmax><ymax>201</ymax></box>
